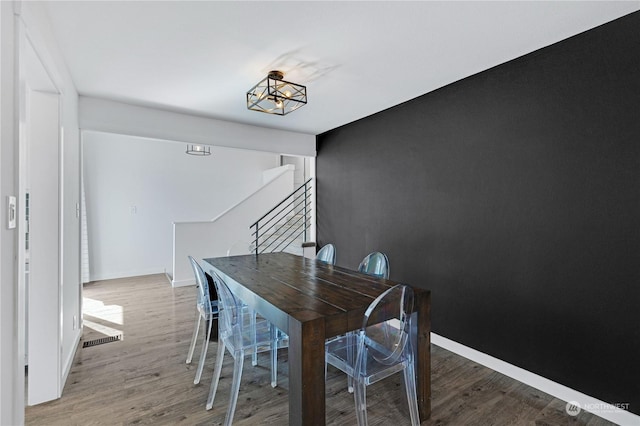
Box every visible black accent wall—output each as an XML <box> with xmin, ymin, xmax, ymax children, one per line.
<box><xmin>317</xmin><ymin>12</ymin><xmax>640</xmax><ymax>414</ymax></box>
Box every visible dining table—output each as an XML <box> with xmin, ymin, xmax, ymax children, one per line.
<box><xmin>202</xmin><ymin>252</ymin><xmax>431</xmax><ymax>425</ymax></box>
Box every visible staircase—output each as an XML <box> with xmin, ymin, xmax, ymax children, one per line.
<box><xmin>250</xmin><ymin>178</ymin><xmax>312</xmax><ymax>255</ymax></box>
<box><xmin>172</xmin><ymin>165</ymin><xmax>297</xmax><ymax>287</ymax></box>
<box><xmin>256</xmin><ymin>213</ymin><xmax>306</xmax><ymax>256</ymax></box>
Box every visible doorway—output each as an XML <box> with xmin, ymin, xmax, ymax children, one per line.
<box><xmin>20</xmin><ymin>34</ymin><xmax>63</xmax><ymax>406</ymax></box>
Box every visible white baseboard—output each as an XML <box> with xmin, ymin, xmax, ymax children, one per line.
<box><xmin>89</xmin><ymin>268</ymin><xmax>163</xmax><ymax>282</ymax></box>
<box><xmin>431</xmin><ymin>333</ymin><xmax>638</xmax><ymax>426</ymax></box>
<box><xmin>172</xmin><ymin>278</ymin><xmax>194</xmax><ymax>288</ymax></box>
<box><xmin>60</xmin><ymin>329</ymin><xmax>82</xmax><ymax>395</ymax></box>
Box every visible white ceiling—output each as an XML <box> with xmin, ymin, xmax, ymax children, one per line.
<box><xmin>43</xmin><ymin>1</ymin><xmax>640</xmax><ymax>135</ymax></box>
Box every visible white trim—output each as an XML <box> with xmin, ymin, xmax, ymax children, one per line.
<box><xmin>0</xmin><ymin>3</ymin><xmax>24</xmax><ymax>424</ymax></box>
<box><xmin>431</xmin><ymin>333</ymin><xmax>639</xmax><ymax>425</ymax></box>
<box><xmin>89</xmin><ymin>268</ymin><xmax>164</xmax><ymax>282</ymax></box>
<box><xmin>14</xmin><ymin>4</ymin><xmax>28</xmax><ymax>419</ymax></box>
<box><xmin>57</xmin><ymin>91</ymin><xmax>64</xmax><ymax>398</ymax></box>
<box><xmin>20</xmin><ymin>5</ymin><xmax>64</xmax><ymax>95</ymax></box>
<box><xmin>60</xmin><ymin>328</ymin><xmax>81</xmax><ymax>390</ymax></box>
<box><xmin>172</xmin><ymin>278</ymin><xmax>195</xmax><ymax>288</ymax></box>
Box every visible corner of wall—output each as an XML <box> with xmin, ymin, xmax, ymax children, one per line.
<box><xmin>262</xmin><ymin>164</ymin><xmax>295</xmax><ymax>185</ymax></box>
<box><xmin>60</xmin><ymin>328</ymin><xmax>82</xmax><ymax>392</ymax></box>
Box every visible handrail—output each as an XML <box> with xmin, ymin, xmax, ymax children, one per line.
<box><xmin>254</xmin><ymin>204</ymin><xmax>311</xmax><ymax>252</ymax></box>
<box><xmin>268</xmin><ymin>217</ymin><xmax>309</xmax><ymax>253</ymax></box>
<box><xmin>250</xmin><ymin>191</ymin><xmax>311</xmax><ymax>237</ymax></box>
<box><xmin>250</xmin><ymin>178</ymin><xmax>312</xmax><ymax>229</ymax></box>
<box><xmin>253</xmin><ymin>204</ymin><xmax>310</xmax><ymax>249</ymax></box>
<box><xmin>250</xmin><ymin>177</ymin><xmax>313</xmax><ymax>256</ymax></box>
<box><xmin>255</xmin><ymin>206</ymin><xmax>311</xmax><ymax>253</ymax></box>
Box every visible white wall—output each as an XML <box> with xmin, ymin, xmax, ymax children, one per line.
<box><xmin>173</xmin><ymin>165</ymin><xmax>294</xmax><ymax>286</ymax></box>
<box><xmin>27</xmin><ymin>90</ymin><xmax>60</xmax><ymax>405</ymax></box>
<box><xmin>80</xmin><ymin>96</ymin><xmax>317</xmax><ymax>157</ymax></box>
<box><xmin>1</xmin><ymin>1</ymin><xmax>81</xmax><ymax>421</ymax></box>
<box><xmin>0</xmin><ymin>2</ymin><xmax>21</xmax><ymax>423</ymax></box>
<box><xmin>83</xmin><ymin>131</ymin><xmax>280</xmax><ymax>281</ymax></box>
<box><xmin>20</xmin><ymin>1</ymin><xmax>82</xmax><ymax>400</ymax></box>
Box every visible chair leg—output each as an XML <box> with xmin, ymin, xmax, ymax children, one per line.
<box><xmin>194</xmin><ymin>315</ymin><xmax>212</xmax><ymax>384</ymax></box>
<box><xmin>403</xmin><ymin>364</ymin><xmax>420</xmax><ymax>426</ymax></box>
<box><xmin>186</xmin><ymin>310</ymin><xmax>201</xmax><ymax>364</ymax></box>
<box><xmin>206</xmin><ymin>340</ymin><xmax>226</xmax><ymax>410</ymax></box>
<box><xmin>347</xmin><ymin>331</ymin><xmax>355</xmax><ymax>393</ymax></box>
<box><xmin>270</xmin><ymin>324</ymin><xmax>277</xmax><ymax>388</ymax></box>
<box><xmin>251</xmin><ymin>311</ymin><xmax>258</xmax><ymax>366</ymax></box>
<box><xmin>353</xmin><ymin>380</ymin><xmax>368</xmax><ymax>426</ymax></box>
<box><xmin>224</xmin><ymin>353</ymin><xmax>244</xmax><ymax>426</ymax></box>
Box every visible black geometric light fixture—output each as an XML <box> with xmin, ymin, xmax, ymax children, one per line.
<box><xmin>246</xmin><ymin>70</ymin><xmax>307</xmax><ymax>116</ymax></box>
<box><xmin>185</xmin><ymin>144</ymin><xmax>211</xmax><ymax>156</ymax></box>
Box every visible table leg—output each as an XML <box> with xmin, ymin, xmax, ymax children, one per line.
<box><xmin>416</xmin><ymin>291</ymin><xmax>431</xmax><ymax>420</ymax></box>
<box><xmin>288</xmin><ymin>316</ymin><xmax>326</xmax><ymax>425</ymax></box>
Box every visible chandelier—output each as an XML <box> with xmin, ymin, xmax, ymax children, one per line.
<box><xmin>185</xmin><ymin>144</ymin><xmax>211</xmax><ymax>156</ymax></box>
<box><xmin>246</xmin><ymin>70</ymin><xmax>307</xmax><ymax>116</ymax></box>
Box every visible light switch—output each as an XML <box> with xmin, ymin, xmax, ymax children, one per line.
<box><xmin>7</xmin><ymin>196</ymin><xmax>17</xmax><ymax>229</ymax></box>
<box><xmin>130</xmin><ymin>206</ymin><xmax>137</xmax><ymax>215</ymax></box>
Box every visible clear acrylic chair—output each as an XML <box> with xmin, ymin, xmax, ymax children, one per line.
<box><xmin>335</xmin><ymin>251</ymin><xmax>390</xmax><ymax>391</ymax></box>
<box><xmin>206</xmin><ymin>272</ymin><xmax>288</xmax><ymax>424</ymax></box>
<box><xmin>325</xmin><ymin>284</ymin><xmax>420</xmax><ymax>426</ymax></box>
<box><xmin>358</xmin><ymin>251</ymin><xmax>390</xmax><ymax>279</ymax></box>
<box><xmin>316</xmin><ymin>243</ymin><xmax>337</xmax><ymax>265</ymax></box>
<box><xmin>225</xmin><ymin>241</ymin><xmax>261</xmax><ymax>366</ymax></box>
<box><xmin>186</xmin><ymin>256</ymin><xmax>219</xmax><ymax>384</ymax></box>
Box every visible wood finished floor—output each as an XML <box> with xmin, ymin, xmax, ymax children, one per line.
<box><xmin>25</xmin><ymin>274</ymin><xmax>614</xmax><ymax>425</ymax></box>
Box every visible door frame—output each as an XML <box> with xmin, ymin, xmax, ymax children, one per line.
<box><xmin>16</xmin><ymin>4</ymin><xmax>65</xmax><ymax>407</ymax></box>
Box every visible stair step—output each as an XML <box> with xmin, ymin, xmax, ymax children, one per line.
<box><xmin>253</xmin><ymin>180</ymin><xmax>311</xmax><ymax>257</ymax></box>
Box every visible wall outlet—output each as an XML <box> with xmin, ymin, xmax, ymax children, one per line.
<box><xmin>73</xmin><ymin>315</ymin><xmax>77</xmax><ymax>330</ymax></box>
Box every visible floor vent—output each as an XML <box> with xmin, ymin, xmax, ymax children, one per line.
<box><xmin>82</xmin><ymin>335</ymin><xmax>122</xmax><ymax>348</ymax></box>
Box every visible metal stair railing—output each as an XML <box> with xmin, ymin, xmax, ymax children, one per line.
<box><xmin>250</xmin><ymin>178</ymin><xmax>312</xmax><ymax>255</ymax></box>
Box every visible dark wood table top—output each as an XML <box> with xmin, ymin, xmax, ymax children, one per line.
<box><xmin>203</xmin><ymin>252</ymin><xmax>427</xmax><ymax>337</ymax></box>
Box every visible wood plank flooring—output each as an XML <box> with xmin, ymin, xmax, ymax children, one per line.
<box><xmin>26</xmin><ymin>274</ymin><xmax>614</xmax><ymax>425</ymax></box>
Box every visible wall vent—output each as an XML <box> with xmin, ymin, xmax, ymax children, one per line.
<box><xmin>82</xmin><ymin>335</ymin><xmax>122</xmax><ymax>348</ymax></box>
